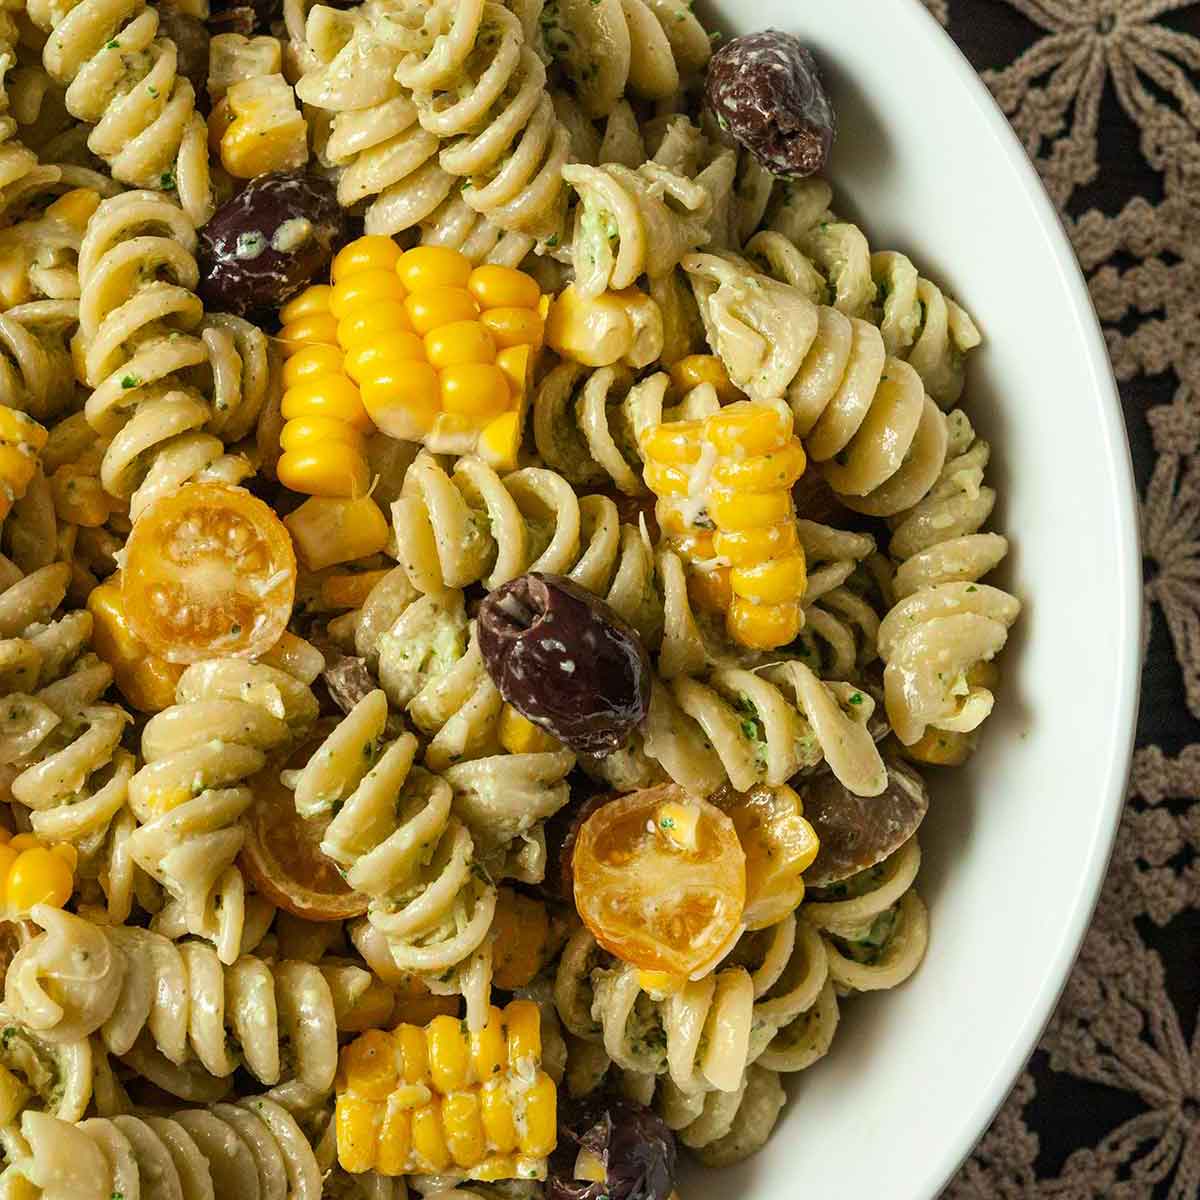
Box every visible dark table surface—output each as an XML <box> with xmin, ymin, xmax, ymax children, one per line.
<box><xmin>934</xmin><ymin>1</ymin><xmax>1200</xmax><ymax>1196</ymax></box>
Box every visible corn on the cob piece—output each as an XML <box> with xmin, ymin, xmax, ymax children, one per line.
<box><xmin>332</xmin><ymin>239</ymin><xmax>545</xmax><ymax>471</ymax></box>
<box><xmin>0</xmin><ymin>406</ymin><xmax>48</xmax><ymax>522</ymax></box>
<box><xmin>217</xmin><ymin>73</ymin><xmax>308</xmax><ymax>179</ymax></box>
<box><xmin>335</xmin><ymin>999</ymin><xmax>556</xmax><ymax>1181</ymax></box>
<box><xmin>0</xmin><ymin>830</ymin><xmax>76</xmax><ymax>916</ymax></box>
<box><xmin>642</xmin><ymin>398</ymin><xmax>809</xmax><ymax>650</ymax></box>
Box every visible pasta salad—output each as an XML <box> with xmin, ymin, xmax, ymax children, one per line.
<box><xmin>0</xmin><ymin>0</ymin><xmax>1019</xmax><ymax>1197</ymax></box>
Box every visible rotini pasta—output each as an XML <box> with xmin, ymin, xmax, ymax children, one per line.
<box><xmin>127</xmin><ymin>644</ymin><xmax>322</xmax><ymax>963</ymax></box>
<box><xmin>76</xmin><ymin>191</ymin><xmax>268</xmax><ymax>519</ymax></box>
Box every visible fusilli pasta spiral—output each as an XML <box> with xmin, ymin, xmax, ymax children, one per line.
<box><xmin>127</xmin><ymin>644</ymin><xmax>322</xmax><ymax>964</ymax></box>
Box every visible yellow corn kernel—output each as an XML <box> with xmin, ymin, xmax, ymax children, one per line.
<box><xmin>707</xmin><ymin>487</ymin><xmax>791</xmax><ymax>531</ymax></box>
<box><xmin>360</xmin><ymin>361</ymin><xmax>441</xmax><ymax>440</ymax></box>
<box><xmin>220</xmin><ymin>74</ymin><xmax>308</xmax><ymax>178</ymax></box>
<box><xmin>490</xmin><ymin>888</ymin><xmax>550</xmax><ymax>990</ymax></box>
<box><xmin>687</xmin><ymin>564</ymin><xmax>732</xmax><ymax>614</ymax></box>
<box><xmin>375</xmin><ymin>1102</ymin><xmax>413</xmax><ymax>1176</ymax></box>
<box><xmin>6</xmin><ymin>845</ymin><xmax>75</xmax><ymax>913</ymax></box>
<box><xmin>278</xmin><ymin>443</ymin><xmax>371</xmax><ymax>500</ymax></box>
<box><xmin>284</xmin><ymin>495</ymin><xmax>390</xmax><ymax>571</ymax></box>
<box><xmin>479</xmin><ymin>306</ymin><xmax>544</xmax><ymax>350</ymax></box>
<box><xmin>50</xmin><ymin>465</ymin><xmax>111</xmax><ymax>527</ymax></box>
<box><xmin>282</xmin><ymin>343</ymin><xmax>345</xmax><ymax>389</ymax></box>
<box><xmin>338</xmin><ymin>301</ymin><xmax>415</xmax><ymax>349</ymax></box>
<box><xmin>475</xmin><ymin>1156</ymin><xmax>520</xmax><ymax>1182</ymax></box>
<box><xmin>279</xmin><ymin>414</ymin><xmax>366</xmax><ymax>455</ymax></box>
<box><xmin>44</xmin><ymin>187</ymin><xmax>100</xmax><ymax>231</ymax></box>
<box><xmin>426</xmin><ymin>1014</ymin><xmax>471</xmax><ymax>1094</ymax></box>
<box><xmin>207</xmin><ymin>98</ymin><xmax>233</xmax><ymax>156</ymax></box>
<box><xmin>671</xmin><ymin>531</ymin><xmax>716</xmax><ymax>560</ymax></box>
<box><xmin>706</xmin><ymin>401</ymin><xmax>791</xmax><ymax>456</ymax></box>
<box><xmin>339</xmin><ymin>1029</ymin><xmax>399</xmax><ymax>1100</ymax></box>
<box><xmin>396</xmin><ymin>1024</ymin><xmax>431</xmax><ymax>1084</ymax></box>
<box><xmin>331</xmin><ymin>271</ymin><xmax>408</xmax><ymax>320</ymax></box>
<box><xmin>411</xmin><ymin>1104</ymin><xmax>451</xmax><ymax>1172</ymax></box>
<box><xmin>518</xmin><ymin>1071</ymin><xmax>556</xmax><ymax>1158</ymax></box>
<box><xmin>496</xmin><ymin>343</ymin><xmax>534</xmax><ymax>401</ymax></box>
<box><xmin>642</xmin><ymin>461</ymin><xmax>690</xmax><ymax>500</ymax></box>
<box><xmin>903</xmin><ymin>727</ymin><xmax>976</xmax><ymax>766</ymax></box>
<box><xmin>397</xmin><ymin>246</ymin><xmax>473</xmax><ymax>293</ymax></box>
<box><xmin>545</xmin><ymin>283</ymin><xmax>645</xmax><ymax>367</ymax></box>
<box><xmin>405</xmin><ymin>287</ymin><xmax>479</xmax><ymax>335</ymax></box>
<box><xmin>730</xmin><ymin>554</ymin><xmax>808</xmax><ymax>606</ymax></box>
<box><xmin>477</xmin><ymin>411</ymin><xmax>522</xmax><ymax>472</ymax></box>
<box><xmin>575</xmin><ymin>1148</ymin><xmax>608</xmax><ymax>1182</ymax></box>
<box><xmin>443</xmin><ymin>1091</ymin><xmax>486</xmax><ymax>1168</ymax></box>
<box><xmin>336</xmin><ymin>1095</ymin><xmax>381</xmax><ymax>1174</ymax></box>
<box><xmin>505</xmin><ymin>1000</ymin><xmax>541</xmax><ymax>1067</ymax></box>
<box><xmin>712</xmin><ymin>440</ymin><xmax>807</xmax><ymax>491</ymax></box>
<box><xmin>640</xmin><ymin>420</ymin><xmax>703</xmax><ymax>467</ymax></box>
<box><xmin>335</xmin><ymin>236</ymin><xmax>403</xmax><ymax>281</ymax></box>
<box><xmin>728</xmin><ymin>599</ymin><xmax>802</xmax><ymax>650</ymax></box>
<box><xmin>280</xmin><ymin>312</ymin><xmax>339</xmax><ymax>352</ymax></box>
<box><xmin>0</xmin><ymin>407</ymin><xmax>48</xmax><ymax>452</ymax></box>
<box><xmin>87</xmin><ymin>579</ymin><xmax>182</xmax><ymax>713</ymax></box>
<box><xmin>655</xmin><ymin>799</ymin><xmax>700</xmax><ymax>851</ymax></box>
<box><xmin>468</xmin><ymin>264</ymin><xmax>541</xmax><ymax>311</ymax></box>
<box><xmin>714</xmin><ymin>522</ymin><xmax>799</xmax><ymax>568</ymax></box>
<box><xmin>479</xmin><ymin>1081</ymin><xmax>517</xmax><ymax>1154</ymax></box>
<box><xmin>281</xmin><ymin>374</ymin><xmax>371</xmax><ymax>429</ymax></box>
<box><xmin>425</xmin><ymin>320</ymin><xmax>496</xmax><ymax>368</ymax></box>
<box><xmin>321</xmin><ymin>568</ymin><xmax>391</xmax><ymax>611</ymax></box>
<box><xmin>498</xmin><ymin>705</ymin><xmax>558</xmax><ymax>755</ymax></box>
<box><xmin>471</xmin><ymin>1007</ymin><xmax>506</xmax><ymax>1082</ymax></box>
<box><xmin>670</xmin><ymin>353</ymin><xmax>741</xmax><ymax>403</ymax></box>
<box><xmin>343</xmin><ymin>333</ymin><xmax>427</xmax><ymax>385</ymax></box>
<box><xmin>440</xmin><ymin>362</ymin><xmax>511</xmax><ymax>419</ymax></box>
<box><xmin>637</xmin><ymin>970</ymin><xmax>686</xmax><ymax>997</ymax></box>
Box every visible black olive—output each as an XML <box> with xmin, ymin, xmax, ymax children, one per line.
<box><xmin>476</xmin><ymin>573</ymin><xmax>650</xmax><ymax>756</ymax></box>
<box><xmin>157</xmin><ymin>9</ymin><xmax>210</xmax><ymax>107</ymax></box>
<box><xmin>800</xmin><ymin>756</ymin><xmax>929</xmax><ymax>887</ymax></box>
<box><xmin>197</xmin><ymin>172</ymin><xmax>346</xmax><ymax>318</ymax></box>
<box><xmin>542</xmin><ymin>783</ymin><xmax>612</xmax><ymax>901</ymax></box>
<box><xmin>704</xmin><ymin>31</ymin><xmax>836</xmax><ymax>179</ymax></box>
<box><xmin>547</xmin><ymin>1096</ymin><xmax>677</xmax><ymax>1200</ymax></box>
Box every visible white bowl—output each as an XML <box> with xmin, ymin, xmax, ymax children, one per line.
<box><xmin>693</xmin><ymin>1</ymin><xmax>1142</xmax><ymax>1195</ymax></box>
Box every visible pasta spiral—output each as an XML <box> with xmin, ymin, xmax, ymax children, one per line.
<box><xmin>3</xmin><ymin>907</ymin><xmax>339</xmax><ymax>1105</ymax></box>
<box><xmin>0</xmin><ymin>299</ymin><xmax>80</xmax><ymax>421</ymax></box>
<box><xmin>77</xmin><ymin>191</ymin><xmax>268</xmax><ymax>519</ymax></box>
<box><xmin>396</xmin><ymin>0</ymin><xmax>571</xmax><ymax>244</ymax></box>
<box><xmin>2</xmin><ymin>1100</ymin><xmax>322</xmax><ymax>1200</ymax></box>
<box><xmin>877</xmin><ymin>410</ymin><xmax>1021</xmax><ymax>750</ymax></box>
<box><xmin>419</xmin><ymin>193</ymin><xmax>536</xmax><ymax>268</ymax></box>
<box><xmin>25</xmin><ymin>0</ymin><xmax>214</xmax><ymax>225</ymax></box>
<box><xmin>754</xmin><ymin>178</ymin><xmax>982</xmax><ymax>408</ymax></box>
<box><xmin>127</xmin><ymin>646</ymin><xmax>322</xmax><ymax>964</ymax></box>
<box><xmin>642</xmin><ymin>659</ymin><xmax>888</xmax><ymax>799</ymax></box>
<box><xmin>0</xmin><ymin>1011</ymin><xmax>93</xmax><ymax>1125</ymax></box>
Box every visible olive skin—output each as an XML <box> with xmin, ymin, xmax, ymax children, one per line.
<box><xmin>476</xmin><ymin>573</ymin><xmax>651</xmax><ymax>756</ymax></box>
<box><xmin>705</xmin><ymin>31</ymin><xmax>836</xmax><ymax>178</ymax></box>
<box><xmin>197</xmin><ymin>172</ymin><xmax>346</xmax><ymax>318</ymax></box>
<box><xmin>801</xmin><ymin>756</ymin><xmax>930</xmax><ymax>886</ymax></box>
<box><xmin>547</xmin><ymin>1096</ymin><xmax>678</xmax><ymax>1200</ymax></box>
<box><xmin>156</xmin><ymin>9</ymin><xmax>210</xmax><ymax>104</ymax></box>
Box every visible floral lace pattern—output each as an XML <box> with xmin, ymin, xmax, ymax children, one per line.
<box><xmin>940</xmin><ymin>1</ymin><xmax>1200</xmax><ymax>1195</ymax></box>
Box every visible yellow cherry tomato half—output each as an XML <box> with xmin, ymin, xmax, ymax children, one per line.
<box><xmin>573</xmin><ymin>784</ymin><xmax>746</xmax><ymax>976</ymax></box>
<box><xmin>123</xmin><ymin>482</ymin><xmax>296</xmax><ymax>664</ymax></box>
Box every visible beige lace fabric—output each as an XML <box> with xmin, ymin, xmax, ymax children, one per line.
<box><xmin>931</xmin><ymin>0</ymin><xmax>1200</xmax><ymax>1195</ymax></box>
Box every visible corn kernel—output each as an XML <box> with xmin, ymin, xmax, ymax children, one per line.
<box><xmin>687</xmin><ymin>564</ymin><xmax>732</xmax><ymax>614</ymax></box>
<box><xmin>44</xmin><ymin>188</ymin><xmax>100</xmax><ymax>231</ymax></box>
<box><xmin>282</xmin><ymin>343</ymin><xmax>345</xmax><ymax>389</ymax></box>
<box><xmin>331</xmin><ymin>269</ymin><xmax>408</xmax><ymax>319</ymax></box>
<box><xmin>495</xmin><ymin>344</ymin><xmax>533</xmax><ymax>401</ymax></box>
<box><xmin>360</xmin><ymin>361</ymin><xmax>440</xmax><ymax>440</ymax></box>
<box><xmin>440</xmin><ymin>363</ymin><xmax>511</xmax><ymax>419</ymax></box>
<box><xmin>6</xmin><ymin>846</ymin><xmax>74</xmax><ymax>913</ymax></box>
<box><xmin>426</xmin><ymin>1014</ymin><xmax>471</xmax><ymax>1094</ymax></box>
<box><xmin>280</xmin><ymin>312</ymin><xmax>339</xmax><ymax>351</ymax></box>
<box><xmin>376</xmin><ymin>1102</ymin><xmax>413</xmax><ymax>1175</ymax></box>
<box><xmin>642</xmin><ymin>461</ymin><xmax>690</xmax><ymax>498</ymax></box>
<box><xmin>468</xmin><ymin>265</ymin><xmax>541</xmax><ymax>311</ymax></box>
<box><xmin>284</xmin><ymin>495</ymin><xmax>389</xmax><ymax>571</ymax></box>
<box><xmin>398</xmin><ymin>246</ymin><xmax>473</xmax><ymax>293</ymax></box>
<box><xmin>425</xmin><ymin>320</ymin><xmax>496</xmax><ymax>368</ymax></box>
<box><xmin>339</xmin><ymin>1029</ymin><xmax>399</xmax><ymax>1100</ymax></box>
<box><xmin>338</xmin><ymin>301</ymin><xmax>416</xmax><ymax>349</ymax></box>
<box><xmin>278</xmin><ymin>445</ymin><xmax>371</xmax><ymax>501</ymax></box>
<box><xmin>336</xmin><ymin>1095</ymin><xmax>380</xmax><ymax>1173</ymax></box>
<box><xmin>728</xmin><ymin>599</ymin><xmax>803</xmax><ymax>650</ymax></box>
<box><xmin>706</xmin><ymin>402</ymin><xmax>791</xmax><ymax>456</ymax></box>
<box><xmin>637</xmin><ymin>970</ymin><xmax>686</xmax><ymax>996</ymax></box>
<box><xmin>279</xmin><ymin>415</ymin><xmax>366</xmax><ymax>455</ymax></box>
<box><xmin>708</xmin><ymin>487</ymin><xmax>792</xmax><ymax>531</ymax></box>
<box><xmin>0</xmin><ymin>444</ymin><xmax>36</xmax><ymax>495</ymax></box>
<box><xmin>670</xmin><ymin>353</ymin><xmax>741</xmax><ymax>403</ymax></box>
<box><xmin>281</xmin><ymin>374</ymin><xmax>370</xmax><ymax>429</ymax></box>
<box><xmin>0</xmin><ymin>407</ymin><xmax>48</xmax><ymax>451</ymax></box>
<box><xmin>343</xmin><ymin>333</ymin><xmax>427</xmax><ymax>385</ymax></box>
<box><xmin>405</xmin><ymin>287</ymin><xmax>479</xmax><ymax>335</ymax></box>
<box><xmin>471</xmin><ymin>1007</ymin><xmax>506</xmax><ymax>1081</ymax></box>
<box><xmin>641</xmin><ymin>420</ymin><xmax>703</xmax><ymax>467</ymax></box>
<box><xmin>281</xmin><ymin>285</ymin><xmax>332</xmax><ymax>324</ymax></box>
<box><xmin>714</xmin><ymin>522</ymin><xmax>799</xmax><ymax>567</ymax></box>
<box><xmin>88</xmin><ymin>579</ymin><xmax>182</xmax><ymax>713</ymax></box>
<box><xmin>396</xmin><ymin>1025</ymin><xmax>430</xmax><ymax>1085</ymax></box>
<box><xmin>477</xmin><ymin>411</ymin><xmax>522</xmax><ymax>472</ymax></box>
<box><xmin>411</xmin><ymin>1104</ymin><xmax>451</xmax><ymax>1172</ymax></box>
<box><xmin>480</xmin><ymin>1082</ymin><xmax>517</xmax><ymax>1153</ymax></box>
<box><xmin>903</xmin><ymin>727</ymin><xmax>976</xmax><ymax>766</ymax></box>
<box><xmin>575</xmin><ymin>1148</ymin><xmax>608</xmax><ymax>1183</ymax></box>
<box><xmin>505</xmin><ymin>1000</ymin><xmax>541</xmax><ymax>1067</ymax></box>
<box><xmin>498</xmin><ymin>705</ymin><xmax>558</xmax><ymax>755</ymax></box>
<box><xmin>730</xmin><ymin>554</ymin><xmax>808</xmax><ymax>606</ymax></box>
<box><xmin>518</xmin><ymin>1072</ymin><xmax>556</xmax><ymax>1158</ymax></box>
<box><xmin>712</xmin><ymin>440</ymin><xmax>807</xmax><ymax>491</ymax></box>
<box><xmin>480</xmin><ymin>306</ymin><xmax>544</xmax><ymax>350</ymax></box>
<box><xmin>334</xmin><ymin>236</ymin><xmax>403</xmax><ymax>280</ymax></box>
<box><xmin>220</xmin><ymin>74</ymin><xmax>308</xmax><ymax>178</ymax></box>
<box><xmin>443</xmin><ymin>1091</ymin><xmax>486</xmax><ymax>1168</ymax></box>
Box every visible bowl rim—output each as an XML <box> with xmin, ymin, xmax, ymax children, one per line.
<box><xmin>897</xmin><ymin>2</ymin><xmax>1144</xmax><ymax>1193</ymax></box>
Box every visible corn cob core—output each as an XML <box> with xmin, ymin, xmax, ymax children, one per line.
<box><xmin>642</xmin><ymin>399</ymin><xmax>809</xmax><ymax>650</ymax></box>
<box><xmin>0</xmin><ymin>830</ymin><xmax>77</xmax><ymax>915</ymax></box>
<box><xmin>335</xmin><ymin>999</ymin><xmax>556</xmax><ymax>1181</ymax></box>
<box><xmin>331</xmin><ymin>239</ymin><xmax>546</xmax><ymax>472</ymax></box>
<box><xmin>0</xmin><ymin>406</ymin><xmax>48</xmax><ymax>521</ymax></box>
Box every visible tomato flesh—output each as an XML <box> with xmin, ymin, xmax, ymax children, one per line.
<box><xmin>573</xmin><ymin>784</ymin><xmax>746</xmax><ymax>976</ymax></box>
<box><xmin>123</xmin><ymin>482</ymin><xmax>296</xmax><ymax>664</ymax></box>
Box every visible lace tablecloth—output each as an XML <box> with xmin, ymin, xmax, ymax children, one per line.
<box><xmin>933</xmin><ymin>1</ymin><xmax>1200</xmax><ymax>1196</ymax></box>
